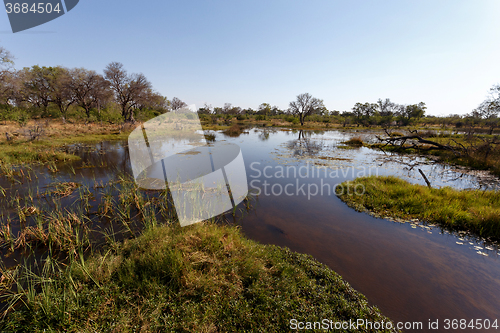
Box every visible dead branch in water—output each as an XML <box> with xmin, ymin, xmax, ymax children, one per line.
<box><xmin>376</xmin><ymin>129</ymin><xmax>462</xmax><ymax>156</ymax></box>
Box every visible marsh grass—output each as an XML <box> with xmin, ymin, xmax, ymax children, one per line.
<box><xmin>222</xmin><ymin>123</ymin><xmax>245</xmax><ymax>137</ymax></box>
<box><xmin>0</xmin><ymin>120</ymin><xmax>131</xmax><ymax>166</ymax></box>
<box><xmin>343</xmin><ymin>136</ymin><xmax>364</xmax><ymax>146</ymax></box>
<box><xmin>0</xmin><ymin>223</ymin><xmax>396</xmax><ymax>332</ymax></box>
<box><xmin>336</xmin><ymin>176</ymin><xmax>500</xmax><ymax>241</ymax></box>
<box><xmin>0</xmin><ymin>171</ymin><xmax>398</xmax><ymax>332</ymax></box>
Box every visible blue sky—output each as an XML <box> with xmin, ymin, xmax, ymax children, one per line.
<box><xmin>1</xmin><ymin>0</ymin><xmax>500</xmax><ymax>115</ymax></box>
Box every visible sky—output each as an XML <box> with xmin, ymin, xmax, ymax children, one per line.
<box><xmin>1</xmin><ymin>0</ymin><xmax>500</xmax><ymax>116</ymax></box>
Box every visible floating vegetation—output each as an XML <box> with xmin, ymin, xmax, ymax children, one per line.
<box><xmin>317</xmin><ymin>156</ymin><xmax>351</xmax><ymax>161</ymax></box>
<box><xmin>44</xmin><ymin>182</ymin><xmax>81</xmax><ymax>197</ymax></box>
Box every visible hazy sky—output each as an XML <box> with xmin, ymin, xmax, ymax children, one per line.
<box><xmin>1</xmin><ymin>0</ymin><xmax>500</xmax><ymax>115</ymax></box>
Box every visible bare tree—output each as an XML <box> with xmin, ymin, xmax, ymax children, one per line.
<box><xmin>170</xmin><ymin>97</ymin><xmax>187</xmax><ymax>111</ymax></box>
<box><xmin>288</xmin><ymin>93</ymin><xmax>324</xmax><ymax>126</ymax></box>
<box><xmin>474</xmin><ymin>85</ymin><xmax>500</xmax><ymax>134</ymax></box>
<box><xmin>0</xmin><ymin>70</ymin><xmax>18</xmax><ymax>106</ymax></box>
<box><xmin>0</xmin><ymin>46</ymin><xmax>15</xmax><ymax>103</ymax></box>
<box><xmin>104</xmin><ymin>62</ymin><xmax>152</xmax><ymax>122</ymax></box>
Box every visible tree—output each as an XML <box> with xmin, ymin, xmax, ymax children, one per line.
<box><xmin>288</xmin><ymin>93</ymin><xmax>325</xmax><ymax>126</ymax></box>
<box><xmin>0</xmin><ymin>45</ymin><xmax>15</xmax><ymax>104</ymax></box>
<box><xmin>71</xmin><ymin>68</ymin><xmax>109</xmax><ymax>119</ymax></box>
<box><xmin>50</xmin><ymin>67</ymin><xmax>75</xmax><ymax>120</ymax></box>
<box><xmin>0</xmin><ymin>46</ymin><xmax>13</xmax><ymax>69</ymax></box>
<box><xmin>171</xmin><ymin>97</ymin><xmax>187</xmax><ymax>111</ymax></box>
<box><xmin>396</xmin><ymin>102</ymin><xmax>426</xmax><ymax>125</ymax></box>
<box><xmin>18</xmin><ymin>65</ymin><xmax>57</xmax><ymax>116</ymax></box>
<box><xmin>197</xmin><ymin>103</ymin><xmax>212</xmax><ymax>115</ymax></box>
<box><xmin>257</xmin><ymin>103</ymin><xmax>272</xmax><ymax>116</ymax></box>
<box><xmin>135</xmin><ymin>89</ymin><xmax>168</xmax><ymax>114</ymax></box>
<box><xmin>351</xmin><ymin>102</ymin><xmax>377</xmax><ymax>126</ymax></box>
<box><xmin>104</xmin><ymin>62</ymin><xmax>152</xmax><ymax>122</ymax></box>
<box><xmin>475</xmin><ymin>94</ymin><xmax>499</xmax><ymax>135</ymax></box>
<box><xmin>377</xmin><ymin>98</ymin><xmax>399</xmax><ymax>126</ymax></box>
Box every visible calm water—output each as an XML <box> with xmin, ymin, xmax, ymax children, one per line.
<box><xmin>1</xmin><ymin>128</ymin><xmax>500</xmax><ymax>332</ymax></box>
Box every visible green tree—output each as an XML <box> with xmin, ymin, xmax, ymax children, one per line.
<box><xmin>399</xmin><ymin>102</ymin><xmax>426</xmax><ymax>125</ymax></box>
<box><xmin>19</xmin><ymin>65</ymin><xmax>57</xmax><ymax>116</ymax></box>
<box><xmin>351</xmin><ymin>102</ymin><xmax>377</xmax><ymax>126</ymax></box>
<box><xmin>257</xmin><ymin>103</ymin><xmax>271</xmax><ymax>116</ymax></box>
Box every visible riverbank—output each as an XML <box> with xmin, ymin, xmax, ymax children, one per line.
<box><xmin>0</xmin><ymin>222</ymin><xmax>396</xmax><ymax>332</ymax></box>
<box><xmin>336</xmin><ymin>176</ymin><xmax>500</xmax><ymax>242</ymax></box>
<box><xmin>0</xmin><ymin>120</ymin><xmax>132</xmax><ymax>165</ymax></box>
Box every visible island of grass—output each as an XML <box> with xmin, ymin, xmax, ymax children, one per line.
<box><xmin>0</xmin><ymin>223</ymin><xmax>397</xmax><ymax>332</ymax></box>
<box><xmin>336</xmin><ymin>176</ymin><xmax>500</xmax><ymax>242</ymax></box>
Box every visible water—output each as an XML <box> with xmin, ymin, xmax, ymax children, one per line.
<box><xmin>1</xmin><ymin>128</ymin><xmax>500</xmax><ymax>332</ymax></box>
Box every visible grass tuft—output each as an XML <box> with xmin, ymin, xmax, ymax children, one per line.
<box><xmin>343</xmin><ymin>136</ymin><xmax>364</xmax><ymax>146</ymax></box>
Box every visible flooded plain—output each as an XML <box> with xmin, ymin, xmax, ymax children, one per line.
<box><xmin>1</xmin><ymin>127</ymin><xmax>500</xmax><ymax>332</ymax></box>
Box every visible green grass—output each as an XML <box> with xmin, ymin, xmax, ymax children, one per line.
<box><xmin>0</xmin><ymin>174</ymin><xmax>396</xmax><ymax>332</ymax></box>
<box><xmin>0</xmin><ymin>223</ymin><xmax>395</xmax><ymax>332</ymax></box>
<box><xmin>336</xmin><ymin>176</ymin><xmax>500</xmax><ymax>241</ymax></box>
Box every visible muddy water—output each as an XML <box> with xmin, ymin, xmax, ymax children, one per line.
<box><xmin>1</xmin><ymin>128</ymin><xmax>500</xmax><ymax>332</ymax></box>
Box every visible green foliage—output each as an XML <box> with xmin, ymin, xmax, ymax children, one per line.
<box><xmin>198</xmin><ymin>114</ymin><xmax>211</xmax><ymax>122</ymax></box>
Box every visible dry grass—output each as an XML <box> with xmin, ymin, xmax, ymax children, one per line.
<box><xmin>343</xmin><ymin>136</ymin><xmax>364</xmax><ymax>146</ymax></box>
<box><xmin>0</xmin><ymin>120</ymin><xmax>134</xmax><ymax>166</ymax></box>
<box><xmin>0</xmin><ymin>120</ymin><xmax>129</xmax><ymax>143</ymax></box>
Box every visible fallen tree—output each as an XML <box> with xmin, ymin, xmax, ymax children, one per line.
<box><xmin>375</xmin><ymin>129</ymin><xmax>462</xmax><ymax>156</ymax></box>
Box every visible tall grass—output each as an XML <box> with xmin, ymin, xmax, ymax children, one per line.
<box><xmin>0</xmin><ymin>223</ymin><xmax>396</xmax><ymax>332</ymax></box>
<box><xmin>336</xmin><ymin>176</ymin><xmax>500</xmax><ymax>241</ymax></box>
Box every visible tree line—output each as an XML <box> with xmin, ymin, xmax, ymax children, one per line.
<box><xmin>0</xmin><ymin>46</ymin><xmax>181</xmax><ymax>124</ymax></box>
<box><xmin>1</xmin><ymin>44</ymin><xmax>499</xmax><ymax>131</ymax></box>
